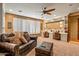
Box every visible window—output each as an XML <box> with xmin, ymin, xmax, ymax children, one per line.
<box><xmin>13</xmin><ymin>17</ymin><xmax>40</xmax><ymax>34</ymax></box>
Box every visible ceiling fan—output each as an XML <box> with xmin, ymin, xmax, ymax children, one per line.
<box><xmin>41</xmin><ymin>7</ymin><xmax>55</xmax><ymax>15</ymax></box>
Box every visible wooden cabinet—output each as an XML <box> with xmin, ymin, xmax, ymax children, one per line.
<box><xmin>68</xmin><ymin>12</ymin><xmax>79</xmax><ymax>42</ymax></box>
<box><xmin>53</xmin><ymin>31</ymin><xmax>60</xmax><ymax>40</ymax></box>
<box><xmin>44</xmin><ymin>31</ymin><xmax>49</xmax><ymax>38</ymax></box>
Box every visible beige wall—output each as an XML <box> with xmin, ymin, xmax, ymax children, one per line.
<box><xmin>5</xmin><ymin>13</ymin><xmax>14</xmax><ymax>32</ymax></box>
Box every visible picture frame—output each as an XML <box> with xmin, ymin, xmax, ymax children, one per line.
<box><xmin>8</xmin><ymin>22</ymin><xmax>12</xmax><ymax>29</ymax></box>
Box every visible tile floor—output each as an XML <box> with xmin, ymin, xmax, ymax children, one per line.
<box><xmin>27</xmin><ymin>37</ymin><xmax>79</xmax><ymax>56</ymax></box>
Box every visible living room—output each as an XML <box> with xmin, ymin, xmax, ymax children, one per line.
<box><xmin>0</xmin><ymin>3</ymin><xmax>79</xmax><ymax>56</ymax></box>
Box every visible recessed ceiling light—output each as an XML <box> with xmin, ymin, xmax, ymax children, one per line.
<box><xmin>9</xmin><ymin>9</ymin><xmax>13</xmax><ymax>12</ymax></box>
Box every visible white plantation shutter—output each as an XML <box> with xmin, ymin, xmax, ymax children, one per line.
<box><xmin>36</xmin><ymin>21</ymin><xmax>40</xmax><ymax>33</ymax></box>
<box><xmin>13</xmin><ymin>18</ymin><xmax>22</xmax><ymax>32</ymax></box>
<box><xmin>13</xmin><ymin>18</ymin><xmax>18</xmax><ymax>32</ymax></box>
<box><xmin>13</xmin><ymin>17</ymin><xmax>40</xmax><ymax>34</ymax></box>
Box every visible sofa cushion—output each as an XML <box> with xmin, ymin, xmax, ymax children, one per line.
<box><xmin>7</xmin><ymin>36</ymin><xmax>22</xmax><ymax>45</ymax></box>
<box><xmin>0</xmin><ymin>32</ymin><xmax>14</xmax><ymax>42</ymax></box>
<box><xmin>7</xmin><ymin>37</ymin><xmax>14</xmax><ymax>42</ymax></box>
<box><xmin>23</xmin><ymin>32</ymin><xmax>30</xmax><ymax>42</ymax></box>
<box><xmin>20</xmin><ymin>36</ymin><xmax>27</xmax><ymax>44</ymax></box>
<box><xmin>13</xmin><ymin>37</ymin><xmax>22</xmax><ymax>45</ymax></box>
<box><xmin>7</xmin><ymin>32</ymin><xmax>15</xmax><ymax>37</ymax></box>
<box><xmin>14</xmin><ymin>32</ymin><xmax>27</xmax><ymax>44</ymax></box>
<box><xmin>1</xmin><ymin>34</ymin><xmax>8</xmax><ymax>42</ymax></box>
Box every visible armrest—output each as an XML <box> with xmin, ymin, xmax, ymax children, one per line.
<box><xmin>0</xmin><ymin>42</ymin><xmax>23</xmax><ymax>56</ymax></box>
<box><xmin>0</xmin><ymin>42</ymin><xmax>17</xmax><ymax>53</ymax></box>
<box><xmin>14</xmin><ymin>42</ymin><xmax>32</xmax><ymax>56</ymax></box>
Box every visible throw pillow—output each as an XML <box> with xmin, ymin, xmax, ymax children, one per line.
<box><xmin>20</xmin><ymin>36</ymin><xmax>27</xmax><ymax>44</ymax></box>
<box><xmin>7</xmin><ymin>32</ymin><xmax>15</xmax><ymax>37</ymax></box>
<box><xmin>23</xmin><ymin>32</ymin><xmax>30</xmax><ymax>42</ymax></box>
<box><xmin>1</xmin><ymin>34</ymin><xmax>8</xmax><ymax>42</ymax></box>
<box><xmin>8</xmin><ymin>36</ymin><xmax>22</xmax><ymax>45</ymax></box>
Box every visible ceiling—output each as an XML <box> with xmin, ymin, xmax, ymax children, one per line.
<box><xmin>4</xmin><ymin>3</ymin><xmax>79</xmax><ymax>20</ymax></box>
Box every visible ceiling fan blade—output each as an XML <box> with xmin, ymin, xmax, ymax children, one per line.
<box><xmin>46</xmin><ymin>12</ymin><xmax>52</xmax><ymax>15</ymax></box>
<box><xmin>45</xmin><ymin>8</ymin><xmax>55</xmax><ymax>12</ymax></box>
<box><xmin>44</xmin><ymin>7</ymin><xmax>47</xmax><ymax>10</ymax></box>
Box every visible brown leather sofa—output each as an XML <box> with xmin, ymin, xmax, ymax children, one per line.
<box><xmin>0</xmin><ymin>32</ymin><xmax>37</xmax><ymax>56</ymax></box>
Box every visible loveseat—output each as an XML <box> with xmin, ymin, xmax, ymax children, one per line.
<box><xmin>0</xmin><ymin>32</ymin><xmax>37</xmax><ymax>56</ymax></box>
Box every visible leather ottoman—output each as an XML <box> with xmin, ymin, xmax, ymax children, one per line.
<box><xmin>35</xmin><ymin>42</ymin><xmax>53</xmax><ymax>56</ymax></box>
